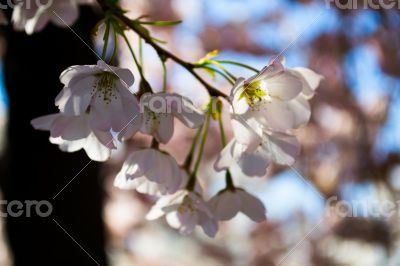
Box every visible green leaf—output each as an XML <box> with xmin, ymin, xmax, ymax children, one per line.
<box><xmin>139</xmin><ymin>20</ymin><xmax>182</xmax><ymax>26</ymax></box>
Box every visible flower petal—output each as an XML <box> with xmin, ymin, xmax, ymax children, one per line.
<box><xmin>267</xmin><ymin>71</ymin><xmax>302</xmax><ymax>101</ymax></box>
<box><xmin>237</xmin><ymin>189</ymin><xmax>266</xmax><ymax>222</ymax></box>
<box><xmin>290</xmin><ymin>67</ymin><xmax>323</xmax><ymax>99</ymax></box>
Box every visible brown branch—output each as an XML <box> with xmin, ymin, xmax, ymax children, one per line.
<box><xmin>97</xmin><ymin>0</ymin><xmax>227</xmax><ymax>98</ymax></box>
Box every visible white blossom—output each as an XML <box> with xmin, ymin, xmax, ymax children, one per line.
<box><xmin>114</xmin><ymin>149</ymin><xmax>186</xmax><ymax>195</ymax></box>
<box><xmin>146</xmin><ymin>190</ymin><xmax>218</xmax><ymax>237</ymax></box>
<box><xmin>56</xmin><ymin>60</ymin><xmax>142</xmax><ymax>133</ymax></box>
<box><xmin>209</xmin><ymin>188</ymin><xmax>266</xmax><ymax>222</ymax></box>
<box><xmin>215</xmin><ymin>116</ymin><xmax>300</xmax><ymax>177</ymax></box>
<box><xmin>31</xmin><ymin>113</ymin><xmax>115</xmax><ymax>161</ymax></box>
<box><xmin>120</xmin><ymin>92</ymin><xmax>204</xmax><ymax>143</ymax></box>
<box><xmin>231</xmin><ymin>58</ymin><xmax>323</xmax><ymax>132</ymax></box>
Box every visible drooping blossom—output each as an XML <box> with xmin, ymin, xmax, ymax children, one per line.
<box><xmin>56</xmin><ymin>60</ymin><xmax>142</xmax><ymax>133</ymax></box>
<box><xmin>120</xmin><ymin>92</ymin><xmax>204</xmax><ymax>143</ymax></box>
<box><xmin>12</xmin><ymin>0</ymin><xmax>92</xmax><ymax>35</ymax></box>
<box><xmin>31</xmin><ymin>113</ymin><xmax>115</xmax><ymax>161</ymax></box>
<box><xmin>215</xmin><ymin>117</ymin><xmax>300</xmax><ymax>177</ymax></box>
<box><xmin>209</xmin><ymin>188</ymin><xmax>266</xmax><ymax>222</ymax></box>
<box><xmin>146</xmin><ymin>189</ymin><xmax>218</xmax><ymax>237</ymax></box>
<box><xmin>114</xmin><ymin>149</ymin><xmax>187</xmax><ymax>195</ymax></box>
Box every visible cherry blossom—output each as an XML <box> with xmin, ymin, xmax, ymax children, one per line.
<box><xmin>114</xmin><ymin>149</ymin><xmax>186</xmax><ymax>195</ymax></box>
<box><xmin>215</xmin><ymin>114</ymin><xmax>300</xmax><ymax>177</ymax></box>
<box><xmin>230</xmin><ymin>58</ymin><xmax>323</xmax><ymax>132</ymax></box>
<box><xmin>209</xmin><ymin>188</ymin><xmax>266</xmax><ymax>222</ymax></box>
<box><xmin>146</xmin><ymin>190</ymin><xmax>218</xmax><ymax>237</ymax></box>
<box><xmin>216</xmin><ymin>59</ymin><xmax>323</xmax><ymax>177</ymax></box>
<box><xmin>12</xmin><ymin>0</ymin><xmax>92</xmax><ymax>35</ymax></box>
<box><xmin>31</xmin><ymin>113</ymin><xmax>115</xmax><ymax>161</ymax></box>
<box><xmin>56</xmin><ymin>60</ymin><xmax>142</xmax><ymax>133</ymax></box>
<box><xmin>120</xmin><ymin>92</ymin><xmax>204</xmax><ymax>143</ymax></box>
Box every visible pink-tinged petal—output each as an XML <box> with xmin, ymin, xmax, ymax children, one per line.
<box><xmin>237</xmin><ymin>150</ymin><xmax>270</xmax><ymax>177</ymax></box>
<box><xmin>50</xmin><ymin>115</ymin><xmax>75</xmax><ymax>138</ymax></box>
<box><xmin>31</xmin><ymin>114</ymin><xmax>59</xmax><ymax>130</ymax></box>
<box><xmin>214</xmin><ymin>140</ymin><xmax>235</xmax><ymax>172</ymax></box>
<box><xmin>83</xmin><ymin>133</ymin><xmax>111</xmax><ymax>162</ymax></box>
<box><xmin>112</xmin><ymin>84</ymin><xmax>141</xmax><ymax>132</ymax></box>
<box><xmin>60</xmin><ymin>64</ymin><xmax>98</xmax><ymax>87</ymax></box>
<box><xmin>140</xmin><ymin>109</ymin><xmax>159</xmax><ymax>136</ymax></box>
<box><xmin>62</xmin><ymin>76</ymin><xmax>95</xmax><ymax>116</ymax></box>
<box><xmin>115</xmin><ymin>69</ymin><xmax>135</xmax><ymax>87</ymax></box>
<box><xmin>96</xmin><ymin>61</ymin><xmax>135</xmax><ymax>87</ymax></box>
<box><xmin>257</xmin><ymin>100</ymin><xmax>295</xmax><ymax>131</ymax></box>
<box><xmin>237</xmin><ymin>189</ymin><xmax>266</xmax><ymax>222</ymax></box>
<box><xmin>154</xmin><ymin>114</ymin><xmax>174</xmax><ymax>144</ymax></box>
<box><xmin>247</xmin><ymin>59</ymin><xmax>284</xmax><ymax>84</ymax></box>
<box><xmin>198</xmin><ymin>212</ymin><xmax>218</xmax><ymax>238</ymax></box>
<box><xmin>231</xmin><ymin>115</ymin><xmax>262</xmax><ymax>152</ymax></box>
<box><xmin>89</xmin><ymin>99</ymin><xmax>111</xmax><ymax>131</ymax></box>
<box><xmin>61</xmin><ymin>116</ymin><xmax>91</xmax><ymax>141</ymax></box>
<box><xmin>177</xmin><ymin>211</ymin><xmax>197</xmax><ymax>235</ymax></box>
<box><xmin>117</xmin><ymin>116</ymin><xmax>142</xmax><ymax>141</ymax></box>
<box><xmin>264</xmin><ymin>132</ymin><xmax>300</xmax><ymax>165</ymax></box>
<box><xmin>169</xmin><ymin>94</ymin><xmax>204</xmax><ymax>128</ymax></box>
<box><xmin>290</xmin><ymin>67</ymin><xmax>323</xmax><ymax>99</ymax></box>
<box><xmin>211</xmin><ymin>191</ymin><xmax>240</xmax><ymax>221</ymax></box>
<box><xmin>92</xmin><ymin>129</ymin><xmax>116</xmax><ymax>149</ymax></box>
<box><xmin>51</xmin><ymin>1</ymin><xmax>79</xmax><ymax>27</ymax></box>
<box><xmin>108</xmin><ymin>93</ymin><xmax>125</xmax><ymax>131</ymax></box>
<box><xmin>267</xmin><ymin>71</ymin><xmax>302</xmax><ymax>101</ymax></box>
<box><xmin>287</xmin><ymin>95</ymin><xmax>311</xmax><ymax>128</ymax></box>
<box><xmin>124</xmin><ymin>149</ymin><xmax>156</xmax><ymax>179</ymax></box>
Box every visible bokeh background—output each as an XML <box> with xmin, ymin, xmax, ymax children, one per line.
<box><xmin>1</xmin><ymin>0</ymin><xmax>400</xmax><ymax>265</ymax></box>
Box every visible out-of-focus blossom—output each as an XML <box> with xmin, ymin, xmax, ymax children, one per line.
<box><xmin>31</xmin><ymin>113</ymin><xmax>114</xmax><ymax>161</ymax></box>
<box><xmin>12</xmin><ymin>0</ymin><xmax>93</xmax><ymax>35</ymax></box>
<box><xmin>209</xmin><ymin>188</ymin><xmax>266</xmax><ymax>222</ymax></box>
<box><xmin>56</xmin><ymin>60</ymin><xmax>142</xmax><ymax>133</ymax></box>
<box><xmin>114</xmin><ymin>149</ymin><xmax>186</xmax><ymax>195</ymax></box>
<box><xmin>146</xmin><ymin>189</ymin><xmax>218</xmax><ymax>237</ymax></box>
<box><xmin>121</xmin><ymin>92</ymin><xmax>204</xmax><ymax>143</ymax></box>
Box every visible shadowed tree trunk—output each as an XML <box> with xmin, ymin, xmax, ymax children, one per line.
<box><xmin>0</xmin><ymin>6</ymin><xmax>108</xmax><ymax>266</ymax></box>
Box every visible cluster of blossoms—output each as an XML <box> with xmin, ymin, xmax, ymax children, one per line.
<box><xmin>14</xmin><ymin>0</ymin><xmax>323</xmax><ymax>238</ymax></box>
<box><xmin>32</xmin><ymin>56</ymin><xmax>322</xmax><ymax>237</ymax></box>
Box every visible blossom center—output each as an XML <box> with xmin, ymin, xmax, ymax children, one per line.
<box><xmin>93</xmin><ymin>72</ymin><xmax>119</xmax><ymax>104</ymax></box>
<box><xmin>178</xmin><ymin>196</ymin><xmax>195</xmax><ymax>214</ymax></box>
<box><xmin>240</xmin><ymin>80</ymin><xmax>269</xmax><ymax>107</ymax></box>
